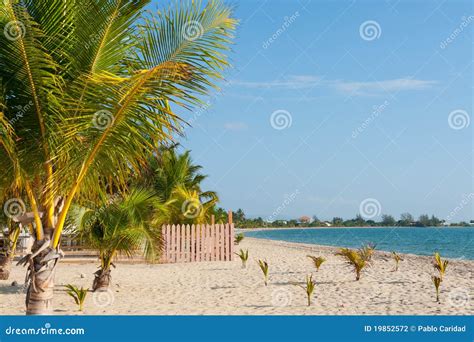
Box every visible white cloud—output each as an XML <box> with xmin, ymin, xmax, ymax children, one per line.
<box><xmin>229</xmin><ymin>75</ymin><xmax>322</xmax><ymax>89</ymax></box>
<box><xmin>332</xmin><ymin>78</ymin><xmax>438</xmax><ymax>96</ymax></box>
<box><xmin>229</xmin><ymin>75</ymin><xmax>437</xmax><ymax>96</ymax></box>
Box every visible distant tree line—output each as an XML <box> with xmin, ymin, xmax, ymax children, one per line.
<box><xmin>212</xmin><ymin>208</ymin><xmax>472</xmax><ymax>228</ymax></box>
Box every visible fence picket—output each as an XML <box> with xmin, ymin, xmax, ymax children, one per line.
<box><xmin>161</xmin><ymin>223</ymin><xmax>234</xmax><ymax>263</ymax></box>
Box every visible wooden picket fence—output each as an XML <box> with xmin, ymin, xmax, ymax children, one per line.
<box><xmin>160</xmin><ymin>223</ymin><xmax>235</xmax><ymax>263</ymax></box>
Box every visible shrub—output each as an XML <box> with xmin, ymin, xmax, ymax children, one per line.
<box><xmin>257</xmin><ymin>259</ymin><xmax>269</xmax><ymax>286</ymax></box>
<box><xmin>391</xmin><ymin>251</ymin><xmax>403</xmax><ymax>271</ymax></box>
<box><xmin>307</xmin><ymin>255</ymin><xmax>326</xmax><ymax>272</ymax></box>
<box><xmin>235</xmin><ymin>249</ymin><xmax>249</xmax><ymax>268</ymax></box>
<box><xmin>433</xmin><ymin>252</ymin><xmax>448</xmax><ymax>280</ymax></box>
<box><xmin>65</xmin><ymin>284</ymin><xmax>88</xmax><ymax>311</ymax></box>
<box><xmin>336</xmin><ymin>248</ymin><xmax>368</xmax><ymax>281</ymax></box>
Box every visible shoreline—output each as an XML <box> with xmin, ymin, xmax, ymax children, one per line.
<box><xmin>238</xmin><ymin>226</ymin><xmax>473</xmax><ymax>232</ymax></box>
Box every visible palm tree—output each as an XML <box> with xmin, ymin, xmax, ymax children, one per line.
<box><xmin>0</xmin><ymin>0</ymin><xmax>236</xmax><ymax>314</ymax></box>
<box><xmin>168</xmin><ymin>186</ymin><xmax>218</xmax><ymax>224</ymax></box>
<box><xmin>0</xmin><ymin>189</ymin><xmax>27</xmax><ymax>280</ymax></box>
<box><xmin>74</xmin><ymin>188</ymin><xmax>166</xmax><ymax>291</ymax></box>
<box><xmin>141</xmin><ymin>145</ymin><xmax>218</xmax><ymax>203</ymax></box>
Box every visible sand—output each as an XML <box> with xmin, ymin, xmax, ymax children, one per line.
<box><xmin>0</xmin><ymin>237</ymin><xmax>472</xmax><ymax>315</ymax></box>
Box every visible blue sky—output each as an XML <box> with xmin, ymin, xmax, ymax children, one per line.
<box><xmin>159</xmin><ymin>0</ymin><xmax>473</xmax><ymax>222</ymax></box>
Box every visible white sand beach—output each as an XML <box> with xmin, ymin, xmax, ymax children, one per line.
<box><xmin>1</xmin><ymin>238</ymin><xmax>472</xmax><ymax>315</ymax></box>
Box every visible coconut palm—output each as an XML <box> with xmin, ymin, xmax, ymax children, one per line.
<box><xmin>0</xmin><ymin>189</ymin><xmax>28</xmax><ymax>280</ymax></box>
<box><xmin>0</xmin><ymin>0</ymin><xmax>236</xmax><ymax>314</ymax></box>
<box><xmin>140</xmin><ymin>145</ymin><xmax>217</xmax><ymax>203</ymax></box>
<box><xmin>74</xmin><ymin>188</ymin><xmax>168</xmax><ymax>291</ymax></box>
<box><xmin>168</xmin><ymin>186</ymin><xmax>218</xmax><ymax>224</ymax></box>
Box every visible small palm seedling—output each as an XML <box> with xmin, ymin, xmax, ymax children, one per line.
<box><xmin>234</xmin><ymin>233</ymin><xmax>244</xmax><ymax>245</ymax></box>
<box><xmin>66</xmin><ymin>284</ymin><xmax>88</xmax><ymax>312</ymax></box>
<box><xmin>431</xmin><ymin>275</ymin><xmax>442</xmax><ymax>303</ymax></box>
<box><xmin>391</xmin><ymin>251</ymin><xmax>403</xmax><ymax>271</ymax></box>
<box><xmin>336</xmin><ymin>248</ymin><xmax>368</xmax><ymax>281</ymax></box>
<box><xmin>235</xmin><ymin>249</ymin><xmax>249</xmax><ymax>268</ymax></box>
<box><xmin>433</xmin><ymin>252</ymin><xmax>448</xmax><ymax>280</ymax></box>
<box><xmin>359</xmin><ymin>243</ymin><xmax>376</xmax><ymax>262</ymax></box>
<box><xmin>307</xmin><ymin>255</ymin><xmax>326</xmax><ymax>272</ymax></box>
<box><xmin>295</xmin><ymin>274</ymin><xmax>316</xmax><ymax>307</ymax></box>
<box><xmin>257</xmin><ymin>259</ymin><xmax>269</xmax><ymax>286</ymax></box>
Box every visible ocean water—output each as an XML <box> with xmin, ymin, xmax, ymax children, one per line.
<box><xmin>243</xmin><ymin>227</ymin><xmax>474</xmax><ymax>260</ymax></box>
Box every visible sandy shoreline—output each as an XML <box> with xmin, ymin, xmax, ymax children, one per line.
<box><xmin>0</xmin><ymin>237</ymin><xmax>472</xmax><ymax>315</ymax></box>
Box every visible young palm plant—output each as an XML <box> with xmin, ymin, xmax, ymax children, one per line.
<box><xmin>431</xmin><ymin>275</ymin><xmax>442</xmax><ymax>303</ymax></box>
<box><xmin>234</xmin><ymin>233</ymin><xmax>244</xmax><ymax>245</ymax></box>
<box><xmin>391</xmin><ymin>251</ymin><xmax>403</xmax><ymax>271</ymax></box>
<box><xmin>65</xmin><ymin>284</ymin><xmax>88</xmax><ymax>312</ymax></box>
<box><xmin>433</xmin><ymin>252</ymin><xmax>448</xmax><ymax>280</ymax></box>
<box><xmin>75</xmin><ymin>188</ymin><xmax>166</xmax><ymax>292</ymax></box>
<box><xmin>235</xmin><ymin>249</ymin><xmax>249</xmax><ymax>268</ymax></box>
<box><xmin>307</xmin><ymin>255</ymin><xmax>326</xmax><ymax>272</ymax></box>
<box><xmin>257</xmin><ymin>259</ymin><xmax>269</xmax><ymax>286</ymax></box>
<box><xmin>295</xmin><ymin>274</ymin><xmax>316</xmax><ymax>307</ymax></box>
<box><xmin>0</xmin><ymin>0</ymin><xmax>235</xmax><ymax>314</ymax></box>
<box><xmin>336</xmin><ymin>248</ymin><xmax>369</xmax><ymax>281</ymax></box>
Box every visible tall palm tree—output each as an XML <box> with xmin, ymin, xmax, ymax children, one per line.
<box><xmin>168</xmin><ymin>186</ymin><xmax>217</xmax><ymax>224</ymax></box>
<box><xmin>0</xmin><ymin>0</ymin><xmax>236</xmax><ymax>314</ymax></box>
<box><xmin>73</xmin><ymin>188</ymin><xmax>166</xmax><ymax>291</ymax></box>
<box><xmin>141</xmin><ymin>145</ymin><xmax>217</xmax><ymax>202</ymax></box>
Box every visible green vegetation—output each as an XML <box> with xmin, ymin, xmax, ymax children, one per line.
<box><xmin>431</xmin><ymin>276</ymin><xmax>442</xmax><ymax>303</ymax></box>
<box><xmin>433</xmin><ymin>252</ymin><xmax>448</xmax><ymax>280</ymax></box>
<box><xmin>65</xmin><ymin>285</ymin><xmax>88</xmax><ymax>312</ymax></box>
<box><xmin>73</xmin><ymin>189</ymin><xmax>165</xmax><ymax>291</ymax></box>
<box><xmin>0</xmin><ymin>0</ymin><xmax>235</xmax><ymax>314</ymax></box>
<box><xmin>234</xmin><ymin>233</ymin><xmax>244</xmax><ymax>245</ymax></box>
<box><xmin>391</xmin><ymin>252</ymin><xmax>403</xmax><ymax>271</ymax></box>
<box><xmin>336</xmin><ymin>246</ymin><xmax>373</xmax><ymax>281</ymax></box>
<box><xmin>257</xmin><ymin>259</ymin><xmax>269</xmax><ymax>286</ymax></box>
<box><xmin>235</xmin><ymin>249</ymin><xmax>249</xmax><ymax>268</ymax></box>
<box><xmin>295</xmin><ymin>274</ymin><xmax>316</xmax><ymax>307</ymax></box>
<box><xmin>214</xmin><ymin>208</ymin><xmax>469</xmax><ymax>228</ymax></box>
<box><xmin>307</xmin><ymin>255</ymin><xmax>326</xmax><ymax>272</ymax></box>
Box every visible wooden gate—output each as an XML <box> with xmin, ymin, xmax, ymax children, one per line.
<box><xmin>161</xmin><ymin>223</ymin><xmax>234</xmax><ymax>263</ymax></box>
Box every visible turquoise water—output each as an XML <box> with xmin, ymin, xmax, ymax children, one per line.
<box><xmin>243</xmin><ymin>227</ymin><xmax>474</xmax><ymax>260</ymax></box>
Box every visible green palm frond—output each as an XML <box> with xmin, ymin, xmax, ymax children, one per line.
<box><xmin>0</xmin><ymin>0</ymin><xmax>236</xmax><ymax>247</ymax></box>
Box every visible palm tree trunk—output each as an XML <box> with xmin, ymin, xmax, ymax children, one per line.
<box><xmin>0</xmin><ymin>255</ymin><xmax>12</xmax><ymax>280</ymax></box>
<box><xmin>92</xmin><ymin>268</ymin><xmax>112</xmax><ymax>292</ymax></box>
<box><xmin>17</xmin><ymin>239</ymin><xmax>62</xmax><ymax>315</ymax></box>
